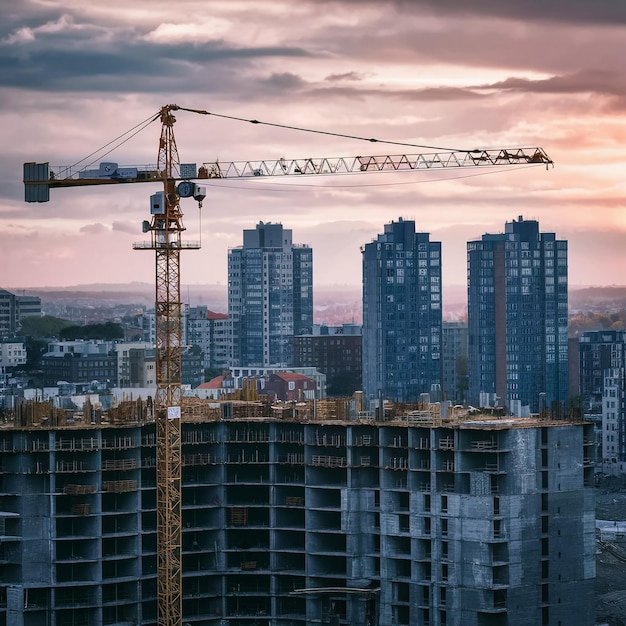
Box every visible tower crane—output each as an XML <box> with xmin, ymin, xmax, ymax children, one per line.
<box><xmin>22</xmin><ymin>103</ymin><xmax>553</xmax><ymax>626</ymax></box>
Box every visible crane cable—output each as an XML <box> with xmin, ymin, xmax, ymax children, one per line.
<box><xmin>67</xmin><ymin>105</ymin><xmax>545</xmax><ymax>180</ymax></box>
<box><xmin>60</xmin><ymin>112</ymin><xmax>158</xmax><ymax>178</ymax></box>
<box><xmin>174</xmin><ymin>105</ymin><xmax>473</xmax><ymax>153</ymax></box>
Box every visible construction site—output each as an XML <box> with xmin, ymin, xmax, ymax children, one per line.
<box><xmin>17</xmin><ymin>103</ymin><xmax>564</xmax><ymax>626</ymax></box>
<box><xmin>0</xmin><ymin>395</ymin><xmax>595</xmax><ymax>626</ymax></box>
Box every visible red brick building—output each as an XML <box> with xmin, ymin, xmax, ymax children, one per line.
<box><xmin>263</xmin><ymin>372</ymin><xmax>316</xmax><ymax>401</ymax></box>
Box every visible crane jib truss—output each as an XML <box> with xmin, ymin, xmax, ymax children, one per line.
<box><xmin>24</xmin><ymin>146</ymin><xmax>553</xmax><ymax>199</ymax></box>
<box><xmin>22</xmin><ymin>104</ymin><xmax>553</xmax><ymax>626</ymax></box>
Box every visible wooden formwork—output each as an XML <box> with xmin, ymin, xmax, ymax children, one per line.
<box><xmin>64</xmin><ymin>484</ymin><xmax>97</xmax><ymax>495</ymax></box>
<box><xmin>314</xmin><ymin>398</ymin><xmax>352</xmax><ymax>421</ymax></box>
<box><xmin>228</xmin><ymin>507</ymin><xmax>248</xmax><ymax>525</ymax></box>
<box><xmin>107</xmin><ymin>398</ymin><xmax>151</xmax><ymax>425</ymax></box>
<box><xmin>102</xmin><ymin>459</ymin><xmax>137</xmax><ymax>471</ymax></box>
<box><xmin>102</xmin><ymin>480</ymin><xmax>138</xmax><ymax>493</ymax></box>
<box><xmin>182</xmin><ymin>397</ymin><xmax>221</xmax><ymax>421</ymax></box>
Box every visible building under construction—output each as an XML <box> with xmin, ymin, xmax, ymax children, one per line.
<box><xmin>0</xmin><ymin>396</ymin><xmax>595</xmax><ymax>626</ymax></box>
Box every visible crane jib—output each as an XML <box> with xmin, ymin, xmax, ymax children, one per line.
<box><xmin>23</xmin><ymin>148</ymin><xmax>553</xmax><ymax>203</ymax></box>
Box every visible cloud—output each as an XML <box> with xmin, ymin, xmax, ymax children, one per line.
<box><xmin>325</xmin><ymin>71</ymin><xmax>365</xmax><ymax>82</ymax></box>
<box><xmin>143</xmin><ymin>19</ymin><xmax>231</xmax><ymax>44</ymax></box>
<box><xmin>0</xmin><ymin>7</ymin><xmax>311</xmax><ymax>95</ymax></box>
<box><xmin>80</xmin><ymin>223</ymin><xmax>108</xmax><ymax>234</ymax></box>
<box><xmin>479</xmin><ymin>70</ymin><xmax>626</xmax><ymax>98</ymax></box>
<box><xmin>312</xmin><ymin>0</ymin><xmax>626</xmax><ymax>26</ymax></box>
<box><xmin>262</xmin><ymin>72</ymin><xmax>307</xmax><ymax>90</ymax></box>
<box><xmin>112</xmin><ymin>221</ymin><xmax>139</xmax><ymax>234</ymax></box>
<box><xmin>3</xmin><ymin>0</ymin><xmax>626</xmax><ymax>290</ymax></box>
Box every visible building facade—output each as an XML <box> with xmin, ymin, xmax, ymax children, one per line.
<box><xmin>601</xmin><ymin>367</ymin><xmax>626</xmax><ymax>471</ymax></box>
<box><xmin>0</xmin><ymin>289</ymin><xmax>41</xmax><ymax>339</ymax></box>
<box><xmin>228</xmin><ymin>222</ymin><xmax>313</xmax><ymax>368</ymax></box>
<box><xmin>0</xmin><ymin>342</ymin><xmax>27</xmax><ymax>370</ymax></box>
<box><xmin>362</xmin><ymin>219</ymin><xmax>442</xmax><ymax>403</ymax></box>
<box><xmin>0</xmin><ymin>401</ymin><xmax>595</xmax><ymax>626</ymax></box>
<box><xmin>442</xmin><ymin>322</ymin><xmax>468</xmax><ymax>405</ymax></box>
<box><xmin>263</xmin><ymin>372</ymin><xmax>317</xmax><ymax>401</ymax></box>
<box><xmin>115</xmin><ymin>341</ymin><xmax>154</xmax><ymax>387</ymax></box>
<box><xmin>579</xmin><ymin>330</ymin><xmax>626</xmax><ymax>414</ymax></box>
<box><xmin>41</xmin><ymin>340</ymin><xmax>118</xmax><ymax>387</ymax></box>
<box><xmin>467</xmin><ymin>216</ymin><xmax>568</xmax><ymax>415</ymax></box>
<box><xmin>293</xmin><ymin>324</ymin><xmax>362</xmax><ymax>396</ymax></box>
<box><xmin>576</xmin><ymin>331</ymin><xmax>626</xmax><ymax>473</ymax></box>
<box><xmin>186</xmin><ymin>307</ymin><xmax>231</xmax><ymax>371</ymax></box>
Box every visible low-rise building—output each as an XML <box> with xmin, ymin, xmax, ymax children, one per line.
<box><xmin>0</xmin><ymin>288</ymin><xmax>41</xmax><ymax>339</ymax></box>
<box><xmin>263</xmin><ymin>372</ymin><xmax>316</xmax><ymax>401</ymax></box>
<box><xmin>0</xmin><ymin>342</ymin><xmax>27</xmax><ymax>369</ymax></box>
<box><xmin>41</xmin><ymin>341</ymin><xmax>117</xmax><ymax>387</ymax></box>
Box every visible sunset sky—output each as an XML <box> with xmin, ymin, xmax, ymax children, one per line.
<box><xmin>2</xmin><ymin>1</ymin><xmax>626</xmax><ymax>293</ymax></box>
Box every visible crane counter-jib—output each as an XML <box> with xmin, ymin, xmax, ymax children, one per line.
<box><xmin>23</xmin><ymin>146</ymin><xmax>553</xmax><ymax>203</ymax></box>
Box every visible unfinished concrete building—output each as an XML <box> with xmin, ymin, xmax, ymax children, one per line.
<box><xmin>0</xmin><ymin>398</ymin><xmax>595</xmax><ymax>626</ymax></box>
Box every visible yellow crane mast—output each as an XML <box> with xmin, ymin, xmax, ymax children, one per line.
<box><xmin>144</xmin><ymin>104</ymin><xmax>192</xmax><ymax>626</ymax></box>
<box><xmin>22</xmin><ymin>105</ymin><xmax>553</xmax><ymax>626</ymax></box>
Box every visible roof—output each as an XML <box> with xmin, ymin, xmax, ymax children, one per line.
<box><xmin>197</xmin><ymin>375</ymin><xmax>225</xmax><ymax>389</ymax></box>
<box><xmin>270</xmin><ymin>372</ymin><xmax>313</xmax><ymax>383</ymax></box>
<box><xmin>207</xmin><ymin>311</ymin><xmax>228</xmax><ymax>320</ymax></box>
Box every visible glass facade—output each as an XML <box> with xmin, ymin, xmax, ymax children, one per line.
<box><xmin>467</xmin><ymin>216</ymin><xmax>568</xmax><ymax>414</ymax></box>
<box><xmin>362</xmin><ymin>219</ymin><xmax>442</xmax><ymax>403</ymax></box>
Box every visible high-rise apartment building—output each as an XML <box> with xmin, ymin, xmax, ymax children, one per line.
<box><xmin>577</xmin><ymin>330</ymin><xmax>626</xmax><ymax>473</ymax></box>
<box><xmin>362</xmin><ymin>218</ymin><xmax>442</xmax><ymax>403</ymax></box>
<box><xmin>228</xmin><ymin>222</ymin><xmax>313</xmax><ymax>367</ymax></box>
<box><xmin>579</xmin><ymin>330</ymin><xmax>626</xmax><ymax>414</ymax></box>
<box><xmin>467</xmin><ymin>216</ymin><xmax>568</xmax><ymax>415</ymax></box>
<box><xmin>601</xmin><ymin>366</ymin><xmax>626</xmax><ymax>472</ymax></box>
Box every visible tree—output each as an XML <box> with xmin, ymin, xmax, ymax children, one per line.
<box><xmin>18</xmin><ymin>315</ymin><xmax>74</xmax><ymax>338</ymax></box>
<box><xmin>60</xmin><ymin>322</ymin><xmax>124</xmax><ymax>340</ymax></box>
<box><xmin>24</xmin><ymin>338</ymin><xmax>48</xmax><ymax>370</ymax></box>
<box><xmin>204</xmin><ymin>367</ymin><xmax>223</xmax><ymax>382</ymax></box>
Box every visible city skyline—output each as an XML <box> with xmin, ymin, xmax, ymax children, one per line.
<box><xmin>2</xmin><ymin>2</ymin><xmax>626</xmax><ymax>291</ymax></box>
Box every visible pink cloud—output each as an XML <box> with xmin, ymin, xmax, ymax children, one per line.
<box><xmin>2</xmin><ymin>1</ymin><xmax>625</xmax><ymax>293</ymax></box>
<box><xmin>80</xmin><ymin>223</ymin><xmax>108</xmax><ymax>235</ymax></box>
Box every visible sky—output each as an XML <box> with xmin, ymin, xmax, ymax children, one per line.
<box><xmin>2</xmin><ymin>0</ymin><xmax>626</xmax><ymax>293</ymax></box>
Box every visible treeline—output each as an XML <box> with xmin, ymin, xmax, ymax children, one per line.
<box><xmin>569</xmin><ymin>311</ymin><xmax>626</xmax><ymax>337</ymax></box>
<box><xmin>19</xmin><ymin>316</ymin><xmax>123</xmax><ymax>340</ymax></box>
<box><xmin>60</xmin><ymin>321</ymin><xmax>124</xmax><ymax>340</ymax></box>
<box><xmin>17</xmin><ymin>310</ymin><xmax>626</xmax><ymax>346</ymax></box>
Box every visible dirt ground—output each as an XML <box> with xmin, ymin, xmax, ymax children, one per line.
<box><xmin>595</xmin><ymin>477</ymin><xmax>626</xmax><ymax>625</ymax></box>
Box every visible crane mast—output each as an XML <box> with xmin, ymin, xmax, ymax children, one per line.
<box><xmin>135</xmin><ymin>104</ymin><xmax>198</xmax><ymax>626</ymax></box>
<box><xmin>21</xmin><ymin>106</ymin><xmax>553</xmax><ymax>626</ymax></box>
<box><xmin>155</xmin><ymin>105</ymin><xmax>183</xmax><ymax>626</ymax></box>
